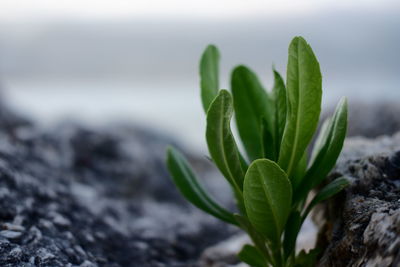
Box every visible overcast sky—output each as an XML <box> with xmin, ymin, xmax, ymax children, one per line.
<box><xmin>1</xmin><ymin>0</ymin><xmax>399</xmax><ymax>21</ymax></box>
<box><xmin>1</xmin><ymin>0</ymin><xmax>399</xmax><ymax>84</ymax></box>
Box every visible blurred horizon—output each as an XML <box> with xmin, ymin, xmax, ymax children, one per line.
<box><xmin>1</xmin><ymin>8</ymin><xmax>399</xmax><ymax>83</ymax></box>
<box><xmin>0</xmin><ymin>0</ymin><xmax>399</xmax><ymax>151</ymax></box>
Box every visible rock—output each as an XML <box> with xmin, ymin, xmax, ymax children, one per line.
<box><xmin>0</xmin><ymin>104</ymin><xmax>236</xmax><ymax>266</ymax></box>
<box><xmin>314</xmin><ymin>133</ymin><xmax>400</xmax><ymax>266</ymax></box>
<box><xmin>323</xmin><ymin>101</ymin><xmax>400</xmax><ymax>138</ymax></box>
<box><xmin>2</xmin><ymin>97</ymin><xmax>398</xmax><ymax>266</ymax></box>
<box><xmin>0</xmin><ymin>230</ymin><xmax>22</xmax><ymax>239</ymax></box>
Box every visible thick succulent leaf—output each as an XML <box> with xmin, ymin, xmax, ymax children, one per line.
<box><xmin>295</xmin><ymin>98</ymin><xmax>348</xmax><ymax>203</ymax></box>
<box><xmin>166</xmin><ymin>147</ymin><xmax>237</xmax><ymax>225</ymax></box>
<box><xmin>200</xmin><ymin>45</ymin><xmax>220</xmax><ymax>112</ymax></box>
<box><xmin>278</xmin><ymin>37</ymin><xmax>322</xmax><ymax>178</ymax></box>
<box><xmin>238</xmin><ymin>245</ymin><xmax>267</xmax><ymax>267</ymax></box>
<box><xmin>231</xmin><ymin>65</ymin><xmax>273</xmax><ymax>161</ymax></box>
<box><xmin>272</xmin><ymin>69</ymin><xmax>287</xmax><ymax>157</ymax></box>
<box><xmin>206</xmin><ymin>90</ymin><xmax>245</xmax><ymax>192</ymax></box>
<box><xmin>283</xmin><ymin>211</ymin><xmax>301</xmax><ymax>260</ymax></box>
<box><xmin>243</xmin><ymin>159</ymin><xmax>292</xmax><ymax>243</ymax></box>
<box><xmin>302</xmin><ymin>177</ymin><xmax>349</xmax><ymax>221</ymax></box>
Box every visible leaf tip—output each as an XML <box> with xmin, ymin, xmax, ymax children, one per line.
<box><xmin>340</xmin><ymin>97</ymin><xmax>349</xmax><ymax>109</ymax></box>
<box><xmin>232</xmin><ymin>64</ymin><xmax>249</xmax><ymax>76</ymax></box>
<box><xmin>291</xmin><ymin>36</ymin><xmax>308</xmax><ymax>46</ymax></box>
<box><xmin>201</xmin><ymin>44</ymin><xmax>220</xmax><ymax>60</ymax></box>
<box><xmin>205</xmin><ymin>44</ymin><xmax>218</xmax><ymax>52</ymax></box>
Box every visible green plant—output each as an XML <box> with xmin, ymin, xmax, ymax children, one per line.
<box><xmin>166</xmin><ymin>36</ymin><xmax>349</xmax><ymax>267</ymax></box>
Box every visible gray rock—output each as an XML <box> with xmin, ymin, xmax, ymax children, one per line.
<box><xmin>0</xmin><ymin>230</ymin><xmax>22</xmax><ymax>239</ymax></box>
<box><xmin>323</xmin><ymin>101</ymin><xmax>400</xmax><ymax>138</ymax></box>
<box><xmin>3</xmin><ymin>98</ymin><xmax>398</xmax><ymax>266</ymax></box>
<box><xmin>314</xmin><ymin>133</ymin><xmax>400</xmax><ymax>267</ymax></box>
<box><xmin>0</xmin><ymin>105</ymin><xmax>236</xmax><ymax>266</ymax></box>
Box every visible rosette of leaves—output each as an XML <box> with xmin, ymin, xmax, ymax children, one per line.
<box><xmin>166</xmin><ymin>37</ymin><xmax>348</xmax><ymax>267</ymax></box>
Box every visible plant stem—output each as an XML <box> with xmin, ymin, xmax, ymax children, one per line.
<box><xmin>272</xmin><ymin>240</ymin><xmax>284</xmax><ymax>267</ymax></box>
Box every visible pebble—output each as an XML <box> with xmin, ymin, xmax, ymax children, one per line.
<box><xmin>0</xmin><ymin>230</ymin><xmax>22</xmax><ymax>239</ymax></box>
<box><xmin>2</xmin><ymin>223</ymin><xmax>25</xmax><ymax>232</ymax></box>
<box><xmin>79</xmin><ymin>260</ymin><xmax>97</xmax><ymax>267</ymax></box>
<box><xmin>52</xmin><ymin>213</ymin><xmax>71</xmax><ymax>227</ymax></box>
<box><xmin>9</xmin><ymin>247</ymin><xmax>23</xmax><ymax>259</ymax></box>
<box><xmin>36</xmin><ymin>248</ymin><xmax>55</xmax><ymax>261</ymax></box>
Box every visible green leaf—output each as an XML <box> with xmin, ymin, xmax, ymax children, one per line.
<box><xmin>238</xmin><ymin>245</ymin><xmax>267</xmax><ymax>267</ymax></box>
<box><xmin>200</xmin><ymin>45</ymin><xmax>220</xmax><ymax>112</ymax></box>
<box><xmin>309</xmin><ymin>118</ymin><xmax>331</xmax><ymax>165</ymax></box>
<box><xmin>272</xmin><ymin>69</ymin><xmax>287</xmax><ymax>158</ymax></box>
<box><xmin>308</xmin><ymin>98</ymin><xmax>348</xmax><ymax>186</ymax></box>
<box><xmin>231</xmin><ymin>65</ymin><xmax>273</xmax><ymax>161</ymax></box>
<box><xmin>261</xmin><ymin>118</ymin><xmax>276</xmax><ymax>160</ymax></box>
<box><xmin>243</xmin><ymin>159</ymin><xmax>292</xmax><ymax>242</ymax></box>
<box><xmin>166</xmin><ymin>146</ymin><xmax>237</xmax><ymax>225</ymax></box>
<box><xmin>302</xmin><ymin>177</ymin><xmax>349</xmax><ymax>221</ymax></box>
<box><xmin>239</xmin><ymin>152</ymin><xmax>249</xmax><ymax>173</ymax></box>
<box><xmin>206</xmin><ymin>90</ymin><xmax>245</xmax><ymax>193</ymax></box>
<box><xmin>295</xmin><ymin>98</ymin><xmax>348</xmax><ymax>203</ymax></box>
<box><xmin>234</xmin><ymin>214</ymin><xmax>273</xmax><ymax>264</ymax></box>
<box><xmin>278</xmin><ymin>37</ymin><xmax>322</xmax><ymax>178</ymax></box>
<box><xmin>291</xmin><ymin>151</ymin><xmax>308</xmax><ymax>192</ymax></box>
<box><xmin>283</xmin><ymin>211</ymin><xmax>301</xmax><ymax>260</ymax></box>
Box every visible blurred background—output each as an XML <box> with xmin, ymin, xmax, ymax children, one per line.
<box><xmin>0</xmin><ymin>0</ymin><xmax>399</xmax><ymax>152</ymax></box>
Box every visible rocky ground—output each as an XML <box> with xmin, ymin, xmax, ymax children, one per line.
<box><xmin>314</xmin><ymin>133</ymin><xmax>400</xmax><ymax>267</ymax></box>
<box><xmin>0</xmin><ymin>104</ymin><xmax>238</xmax><ymax>266</ymax></box>
<box><xmin>0</xmin><ymin>100</ymin><xmax>399</xmax><ymax>266</ymax></box>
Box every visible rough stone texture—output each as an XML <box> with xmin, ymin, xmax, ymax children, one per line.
<box><xmin>0</xmin><ymin>105</ymin><xmax>236</xmax><ymax>267</ymax></box>
<box><xmin>1</xmin><ymin>98</ymin><xmax>400</xmax><ymax>267</ymax></box>
<box><xmin>314</xmin><ymin>133</ymin><xmax>400</xmax><ymax>267</ymax></box>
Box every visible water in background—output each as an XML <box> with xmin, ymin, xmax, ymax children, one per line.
<box><xmin>1</xmin><ymin>6</ymin><xmax>400</xmax><ymax>152</ymax></box>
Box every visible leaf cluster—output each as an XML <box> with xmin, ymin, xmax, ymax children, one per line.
<box><xmin>166</xmin><ymin>37</ymin><xmax>349</xmax><ymax>267</ymax></box>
